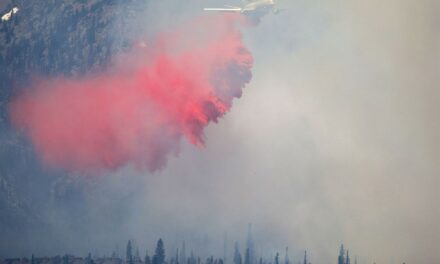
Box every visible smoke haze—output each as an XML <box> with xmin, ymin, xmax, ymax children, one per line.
<box><xmin>1</xmin><ymin>1</ymin><xmax>439</xmax><ymax>264</ymax></box>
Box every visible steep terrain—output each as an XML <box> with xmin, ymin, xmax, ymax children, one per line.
<box><xmin>0</xmin><ymin>0</ymin><xmax>149</xmax><ymax>257</ymax></box>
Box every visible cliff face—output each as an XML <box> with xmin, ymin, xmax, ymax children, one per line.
<box><xmin>0</xmin><ymin>0</ymin><xmax>149</xmax><ymax>257</ymax></box>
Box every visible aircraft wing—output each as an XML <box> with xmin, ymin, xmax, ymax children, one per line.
<box><xmin>204</xmin><ymin>7</ymin><xmax>242</xmax><ymax>12</ymax></box>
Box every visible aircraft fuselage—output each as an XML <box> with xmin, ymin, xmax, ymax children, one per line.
<box><xmin>204</xmin><ymin>0</ymin><xmax>277</xmax><ymax>15</ymax></box>
<box><xmin>241</xmin><ymin>0</ymin><xmax>275</xmax><ymax>14</ymax></box>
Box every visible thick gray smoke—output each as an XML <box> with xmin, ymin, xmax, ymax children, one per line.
<box><xmin>0</xmin><ymin>1</ymin><xmax>439</xmax><ymax>264</ymax></box>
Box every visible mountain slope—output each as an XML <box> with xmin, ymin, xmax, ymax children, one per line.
<box><xmin>0</xmin><ymin>0</ymin><xmax>149</xmax><ymax>257</ymax></box>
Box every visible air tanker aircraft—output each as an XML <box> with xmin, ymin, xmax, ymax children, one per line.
<box><xmin>204</xmin><ymin>0</ymin><xmax>279</xmax><ymax>15</ymax></box>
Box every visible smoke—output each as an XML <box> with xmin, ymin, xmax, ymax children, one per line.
<box><xmin>2</xmin><ymin>1</ymin><xmax>438</xmax><ymax>263</ymax></box>
<box><xmin>9</xmin><ymin>14</ymin><xmax>253</xmax><ymax>173</ymax></box>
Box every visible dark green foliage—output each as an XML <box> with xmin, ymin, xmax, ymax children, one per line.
<box><xmin>145</xmin><ymin>251</ymin><xmax>151</xmax><ymax>264</ymax></box>
<box><xmin>234</xmin><ymin>242</ymin><xmax>242</xmax><ymax>264</ymax></box>
<box><xmin>345</xmin><ymin>251</ymin><xmax>350</xmax><ymax>264</ymax></box>
<box><xmin>153</xmin><ymin>239</ymin><xmax>165</xmax><ymax>264</ymax></box>
<box><xmin>127</xmin><ymin>240</ymin><xmax>133</xmax><ymax>264</ymax></box>
<box><xmin>338</xmin><ymin>245</ymin><xmax>345</xmax><ymax>264</ymax></box>
<box><xmin>86</xmin><ymin>253</ymin><xmax>94</xmax><ymax>264</ymax></box>
<box><xmin>244</xmin><ymin>248</ymin><xmax>250</xmax><ymax>264</ymax></box>
<box><xmin>0</xmin><ymin>0</ymin><xmax>150</xmax><ymax>256</ymax></box>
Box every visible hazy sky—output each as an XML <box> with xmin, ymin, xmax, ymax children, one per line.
<box><xmin>3</xmin><ymin>1</ymin><xmax>439</xmax><ymax>264</ymax></box>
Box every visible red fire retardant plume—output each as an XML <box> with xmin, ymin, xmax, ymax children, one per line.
<box><xmin>10</xmin><ymin>14</ymin><xmax>253</xmax><ymax>173</ymax></box>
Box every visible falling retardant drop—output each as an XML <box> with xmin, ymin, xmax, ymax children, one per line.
<box><xmin>9</xmin><ymin>14</ymin><xmax>253</xmax><ymax>173</ymax></box>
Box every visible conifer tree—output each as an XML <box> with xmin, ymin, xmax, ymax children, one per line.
<box><xmin>180</xmin><ymin>241</ymin><xmax>186</xmax><ymax>264</ymax></box>
<box><xmin>136</xmin><ymin>247</ymin><xmax>141</xmax><ymax>262</ymax></box>
<box><xmin>246</xmin><ymin>224</ymin><xmax>255</xmax><ymax>264</ymax></box>
<box><xmin>284</xmin><ymin>248</ymin><xmax>289</xmax><ymax>264</ymax></box>
<box><xmin>233</xmin><ymin>242</ymin><xmax>242</xmax><ymax>264</ymax></box>
<box><xmin>86</xmin><ymin>253</ymin><xmax>93</xmax><ymax>264</ymax></box>
<box><xmin>145</xmin><ymin>250</ymin><xmax>151</xmax><ymax>264</ymax></box>
<box><xmin>244</xmin><ymin>249</ymin><xmax>251</xmax><ymax>264</ymax></box>
<box><xmin>338</xmin><ymin>245</ymin><xmax>345</xmax><ymax>264</ymax></box>
<box><xmin>127</xmin><ymin>240</ymin><xmax>134</xmax><ymax>264</ymax></box>
<box><xmin>153</xmin><ymin>239</ymin><xmax>166</xmax><ymax>264</ymax></box>
<box><xmin>175</xmin><ymin>249</ymin><xmax>179</xmax><ymax>264</ymax></box>
<box><xmin>189</xmin><ymin>251</ymin><xmax>196</xmax><ymax>264</ymax></box>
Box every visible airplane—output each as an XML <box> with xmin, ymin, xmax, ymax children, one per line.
<box><xmin>204</xmin><ymin>0</ymin><xmax>279</xmax><ymax>15</ymax></box>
